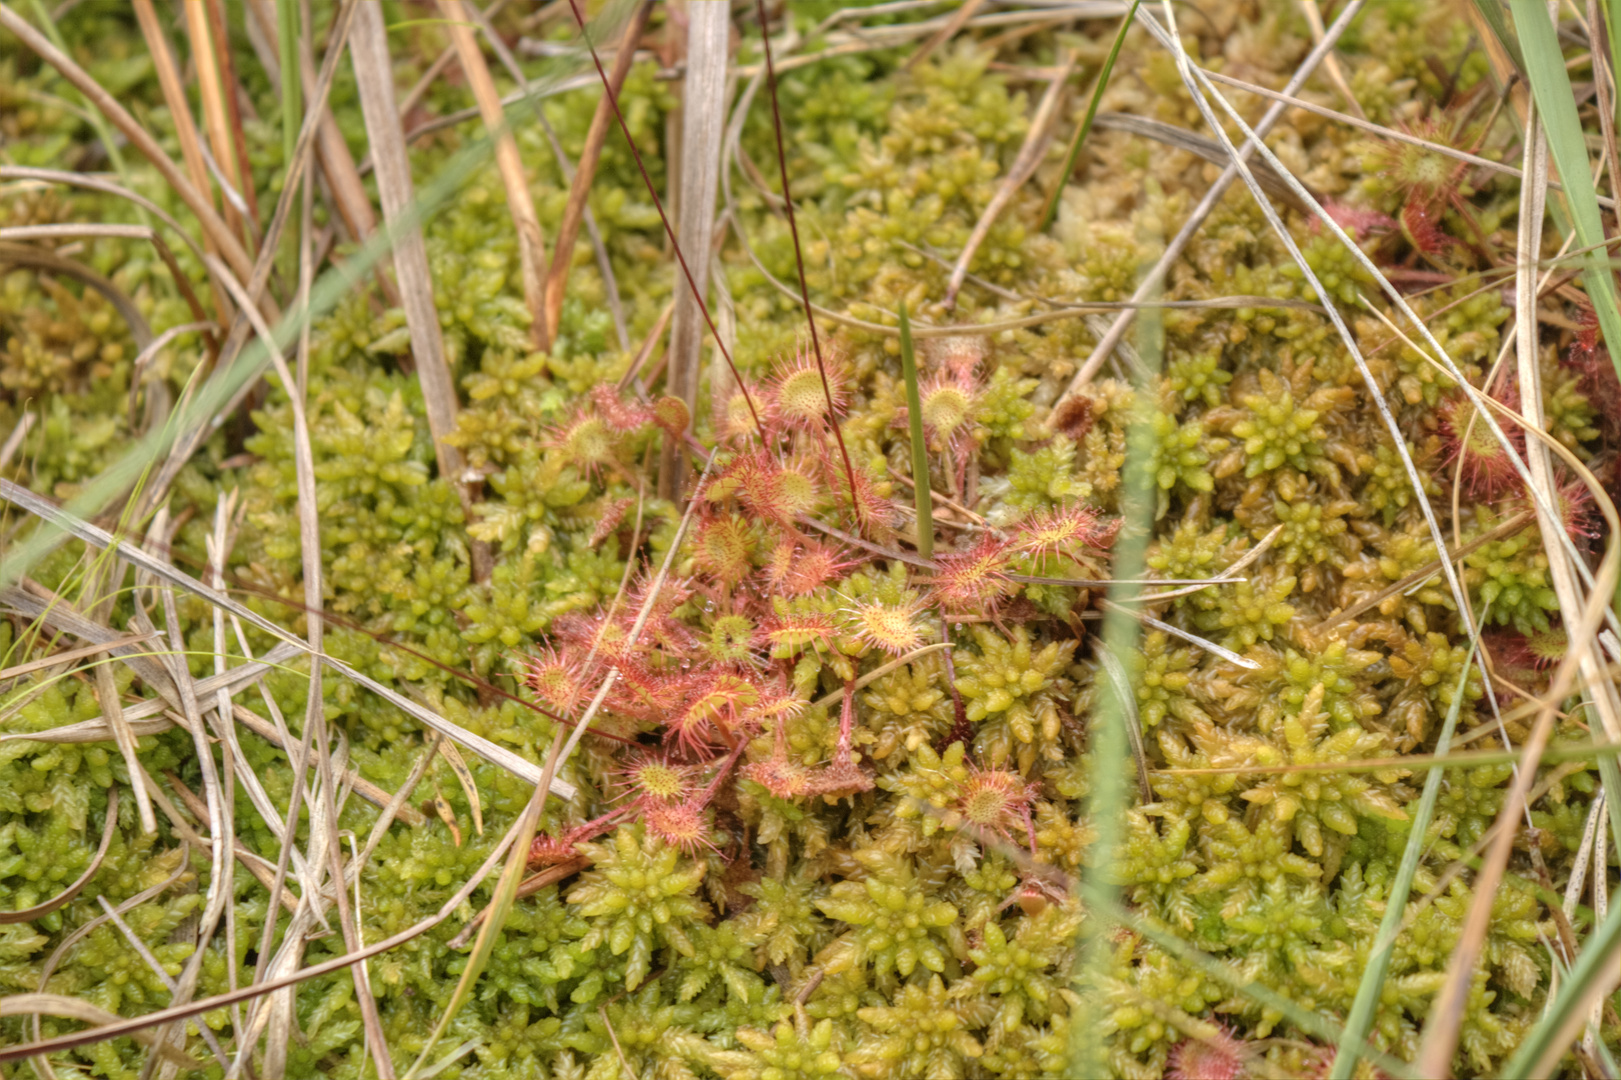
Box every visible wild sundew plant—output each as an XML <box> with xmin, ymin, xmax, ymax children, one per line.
<box><xmin>0</xmin><ymin>1</ymin><xmax>1619</xmax><ymax>1078</ymax></box>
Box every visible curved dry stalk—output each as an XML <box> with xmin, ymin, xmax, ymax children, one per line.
<box><xmin>0</xmin><ymin>241</ymin><xmax>151</xmax><ymax>352</ymax></box>
<box><xmin>1</xmin><ymin>995</ymin><xmax>202</xmax><ymax>1071</ymax></box>
<box><xmin>0</xmin><ymin>788</ymin><xmax>117</xmax><ymax>924</ymax></box>
<box><xmin>1</xmin><ymin>803</ymin><xmax>535</xmax><ymax>1066</ymax></box>
<box><xmin>0</xmin><ymin>224</ymin><xmax>210</xmax><ymax>334</ymax></box>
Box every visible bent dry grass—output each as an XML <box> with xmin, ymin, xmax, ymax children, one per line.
<box><xmin>1</xmin><ymin>2</ymin><xmax>1620</xmax><ymax>1078</ymax></box>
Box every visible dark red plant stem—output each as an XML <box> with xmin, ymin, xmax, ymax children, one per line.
<box><xmin>697</xmin><ymin>738</ymin><xmax>749</xmax><ymax>806</ymax></box>
<box><xmin>755</xmin><ymin>0</ymin><xmax>862</xmax><ymax>524</ymax></box>
<box><xmin>565</xmin><ymin>0</ymin><xmax>763</xmax><ymax>440</ymax></box>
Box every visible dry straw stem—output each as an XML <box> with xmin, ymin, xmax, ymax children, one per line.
<box><xmin>204</xmin><ymin>0</ymin><xmax>259</xmax><ymax>230</ymax></box>
<box><xmin>0</xmin><ymin>479</ymin><xmax>577</xmax><ymax>799</ymax></box>
<box><xmin>1053</xmin><ymin>0</ymin><xmax>1363</xmax><ymax>404</ymax></box>
<box><xmin>546</xmin><ymin>1</ymin><xmax>653</xmax><ymax>341</ymax></box>
<box><xmin>904</xmin><ymin>0</ymin><xmax>987</xmax><ymax>70</ymax></box>
<box><xmin>0</xmin><ymin>801</ymin><xmax>538</xmax><ymax>1066</ymax></box>
<box><xmin>1298</xmin><ymin>0</ymin><xmax>1366</xmax><ymax>120</ymax></box>
<box><xmin>661</xmin><ymin>0</ymin><xmax>733</xmax><ymax>501</ymax></box>
<box><xmin>0</xmin><ymin>788</ymin><xmax>117</xmax><ymax>924</ymax></box>
<box><xmin>241</xmin><ymin>0</ymin><xmax>395</xmax><ymax>310</ymax></box>
<box><xmin>184</xmin><ymin>0</ymin><xmax>248</xmax><ymax>244</ymax></box>
<box><xmin>1</xmin><ymin>994</ymin><xmax>202</xmax><ymax>1072</ymax></box>
<box><xmin>1418</xmin><ymin>545</ymin><xmax>1621</xmax><ymax>1075</ymax></box>
<box><xmin>1142</xmin><ymin>2</ymin><xmax>1621</xmax><ymax>1070</ymax></box>
<box><xmin>944</xmin><ymin>50</ymin><xmax>1074</xmax><ymax>309</ymax></box>
<box><xmin>128</xmin><ymin>0</ymin><xmax>233</xmax><ymax>325</ymax></box>
<box><xmin>437</xmin><ymin>0</ymin><xmax>550</xmax><ymax>352</ymax></box>
<box><xmin>349</xmin><ymin>1</ymin><xmax>492</xmax><ymax>585</ymax></box>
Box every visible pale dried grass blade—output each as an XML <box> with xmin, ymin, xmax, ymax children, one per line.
<box><xmin>904</xmin><ymin>0</ymin><xmax>988</xmax><ymax>71</ymax></box>
<box><xmin>1507</xmin><ymin>107</ymin><xmax>1621</xmax><ymax>740</ymax></box>
<box><xmin>204</xmin><ymin>0</ymin><xmax>260</xmax><ymax>230</ymax></box>
<box><xmin>349</xmin><ymin>2</ymin><xmax>490</xmax><ymax>584</ymax></box>
<box><xmin>438</xmin><ymin>0</ymin><xmax>550</xmax><ymax>351</ymax></box>
<box><xmin>661</xmin><ymin>0</ymin><xmax>731</xmax><ymax>501</ymax></box>
<box><xmin>0</xmin><ymin>632</ymin><xmax>152</xmax><ymax>687</ymax></box>
<box><xmin>93</xmin><ymin>649</ymin><xmax>155</xmax><ymax>835</ymax></box>
<box><xmin>0</xmin><ymin>410</ymin><xmax>33</xmax><ymax>474</ymax></box>
<box><xmin>437</xmin><ymin>739</ymin><xmax>484</xmax><ymax>837</ymax></box>
<box><xmin>1298</xmin><ymin>0</ymin><xmax>1366</xmax><ymax>120</ymax></box>
<box><xmin>0</xmin><ymin>479</ymin><xmax>575</xmax><ymax>798</ymax></box>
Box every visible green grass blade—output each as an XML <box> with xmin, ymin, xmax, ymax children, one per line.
<box><xmin>1501</xmin><ymin>882</ymin><xmax>1621</xmax><ymax>1077</ymax></box>
<box><xmin>897</xmin><ymin>300</ymin><xmax>933</xmax><ymax>561</ymax></box>
<box><xmin>1037</xmin><ymin>0</ymin><xmax>1142</xmax><ymax>232</ymax></box>
<box><xmin>1510</xmin><ymin>0</ymin><xmax>1621</xmax><ymax>388</ymax></box>
<box><xmin>1079</xmin><ymin>884</ymin><xmax>1416</xmax><ymax>1080</ymax></box>
<box><xmin>1514</xmin><ymin>0</ymin><xmax>1621</xmax><ymax>901</ymax></box>
<box><xmin>1328</xmin><ymin>635</ymin><xmax>1481</xmax><ymax>1079</ymax></box>
<box><xmin>1066</xmin><ymin>279</ymin><xmax>1160</xmax><ymax>1076</ymax></box>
